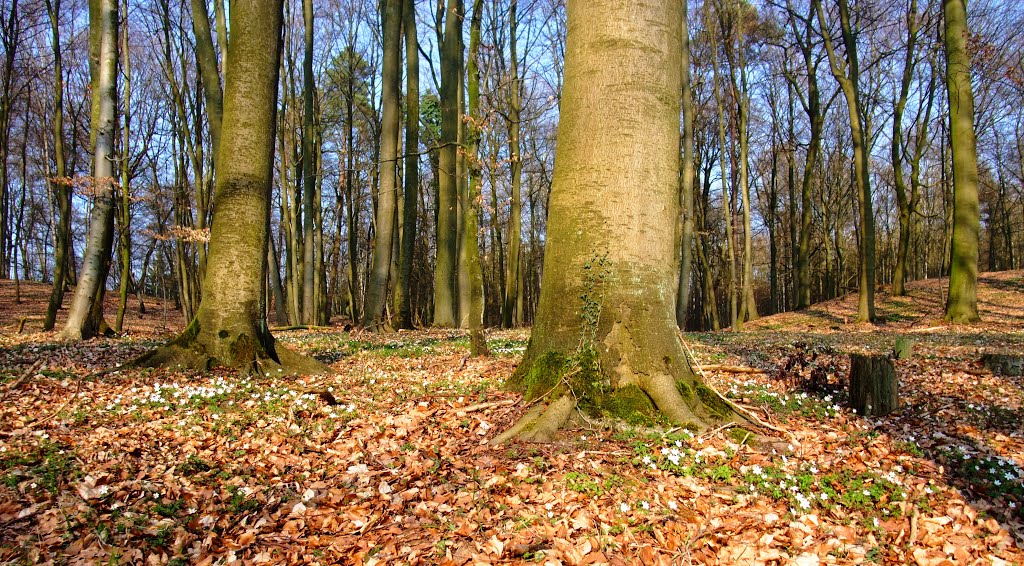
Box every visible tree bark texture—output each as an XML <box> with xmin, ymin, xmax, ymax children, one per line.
<box><xmin>137</xmin><ymin>0</ymin><xmax>325</xmax><ymax>375</ymax></box>
<box><xmin>62</xmin><ymin>0</ymin><xmax>118</xmax><ymax>341</ymax></box>
<box><xmin>497</xmin><ymin>0</ymin><xmax>738</xmax><ymax>444</ymax></box>
<box><xmin>362</xmin><ymin>0</ymin><xmax>402</xmax><ymax>329</ymax></box>
<box><xmin>943</xmin><ymin>0</ymin><xmax>981</xmax><ymax>323</ymax></box>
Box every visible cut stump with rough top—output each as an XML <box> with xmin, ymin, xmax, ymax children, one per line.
<box><xmin>848</xmin><ymin>354</ymin><xmax>898</xmax><ymax>417</ymax></box>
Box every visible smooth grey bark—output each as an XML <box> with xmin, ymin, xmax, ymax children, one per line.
<box><xmin>300</xmin><ymin>0</ymin><xmax>318</xmax><ymax>324</ymax></box>
<box><xmin>362</xmin><ymin>0</ymin><xmax>403</xmax><ymax>329</ymax></box>
<box><xmin>62</xmin><ymin>0</ymin><xmax>118</xmax><ymax>341</ymax></box>
<box><xmin>137</xmin><ymin>0</ymin><xmax>325</xmax><ymax>375</ymax></box>
<box><xmin>676</xmin><ymin>0</ymin><xmax>695</xmax><ymax>329</ymax></box>
<box><xmin>43</xmin><ymin>0</ymin><xmax>70</xmax><ymax>331</ymax></box>
<box><xmin>396</xmin><ymin>1</ymin><xmax>419</xmax><ymax>329</ymax></box>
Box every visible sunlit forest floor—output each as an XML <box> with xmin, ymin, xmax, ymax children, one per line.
<box><xmin>2</xmin><ymin>273</ymin><xmax>1024</xmax><ymax>565</ymax></box>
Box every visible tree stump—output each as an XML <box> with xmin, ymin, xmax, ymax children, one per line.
<box><xmin>981</xmin><ymin>353</ymin><xmax>1024</xmax><ymax>376</ymax></box>
<box><xmin>892</xmin><ymin>338</ymin><xmax>914</xmax><ymax>360</ymax></box>
<box><xmin>848</xmin><ymin>354</ymin><xmax>898</xmax><ymax>417</ymax></box>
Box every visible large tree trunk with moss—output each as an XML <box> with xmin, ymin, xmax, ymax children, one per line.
<box><xmin>942</xmin><ymin>0</ymin><xmax>980</xmax><ymax>323</ymax></box>
<box><xmin>136</xmin><ymin>0</ymin><xmax>326</xmax><ymax>376</ymax></box>
<box><xmin>62</xmin><ymin>0</ymin><xmax>118</xmax><ymax>341</ymax></box>
<box><xmin>494</xmin><ymin>0</ymin><xmax>738</xmax><ymax>445</ymax></box>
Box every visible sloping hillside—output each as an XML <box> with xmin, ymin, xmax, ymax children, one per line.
<box><xmin>0</xmin><ymin>280</ymin><xmax>184</xmax><ymax>336</ymax></box>
<box><xmin>744</xmin><ymin>270</ymin><xmax>1024</xmax><ymax>333</ymax></box>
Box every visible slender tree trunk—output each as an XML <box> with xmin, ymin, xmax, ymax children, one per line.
<box><xmin>456</xmin><ymin>23</ymin><xmax>471</xmax><ymax>328</ymax></box>
<box><xmin>503</xmin><ymin>0</ymin><xmax>524</xmax><ymax>328</ymax></box>
<box><xmin>464</xmin><ymin>0</ymin><xmax>488</xmax><ymax>354</ymax></box>
<box><xmin>943</xmin><ymin>0</ymin><xmax>980</xmax><ymax>322</ymax></box>
<box><xmin>734</xmin><ymin>0</ymin><xmax>757</xmax><ymax>324</ymax></box>
<box><xmin>397</xmin><ymin>1</ymin><xmax>419</xmax><ymax>329</ymax></box>
<box><xmin>44</xmin><ymin>0</ymin><xmax>69</xmax><ymax>331</ymax></box>
<box><xmin>115</xmin><ymin>0</ymin><xmax>132</xmax><ymax>333</ymax></box>
<box><xmin>892</xmin><ymin>0</ymin><xmax>919</xmax><ymax>296</ymax></box>
<box><xmin>300</xmin><ymin>0</ymin><xmax>318</xmax><ymax>324</ymax></box>
<box><xmin>62</xmin><ymin>0</ymin><xmax>118</xmax><ymax>340</ymax></box>
<box><xmin>676</xmin><ymin>0</ymin><xmax>695</xmax><ymax>329</ymax></box>
<box><xmin>268</xmin><ymin>236</ymin><xmax>289</xmax><ymax>325</ymax></box>
<box><xmin>190</xmin><ymin>0</ymin><xmax>223</xmax><ymax>162</ymax></box>
<box><xmin>344</xmin><ymin>48</ymin><xmax>359</xmax><ymax>322</ymax></box>
<box><xmin>817</xmin><ymin>0</ymin><xmax>875</xmax><ymax>322</ymax></box>
<box><xmin>0</xmin><ymin>0</ymin><xmax>20</xmax><ymax>275</ymax></box>
<box><xmin>433</xmin><ymin>0</ymin><xmax>461</xmax><ymax>327</ymax></box>
<box><xmin>363</xmin><ymin>0</ymin><xmax>403</xmax><ymax>329</ymax></box>
<box><xmin>709</xmin><ymin>20</ymin><xmax>737</xmax><ymax>329</ymax></box>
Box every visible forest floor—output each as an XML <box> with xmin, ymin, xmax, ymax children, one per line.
<box><xmin>1</xmin><ymin>274</ymin><xmax>1024</xmax><ymax>565</ymax></box>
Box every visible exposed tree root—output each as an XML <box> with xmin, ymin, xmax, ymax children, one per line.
<box><xmin>490</xmin><ymin>395</ymin><xmax>577</xmax><ymax>445</ymax></box>
<box><xmin>133</xmin><ymin>320</ymin><xmax>329</xmax><ymax>376</ymax></box>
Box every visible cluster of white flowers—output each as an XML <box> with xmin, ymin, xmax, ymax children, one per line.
<box><xmin>660</xmin><ymin>446</ymin><xmax>686</xmax><ymax>467</ymax></box>
<box><xmin>490</xmin><ymin>343</ymin><xmax>527</xmax><ymax>356</ymax></box>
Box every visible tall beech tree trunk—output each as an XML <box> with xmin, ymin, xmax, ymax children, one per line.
<box><xmin>503</xmin><ymin>0</ymin><xmax>524</xmax><ymax>329</ymax></box>
<box><xmin>676</xmin><ymin>0</ymin><xmax>695</xmax><ymax>330</ymax></box>
<box><xmin>433</xmin><ymin>0</ymin><xmax>461</xmax><ymax>327</ymax></box>
<box><xmin>363</xmin><ymin>0</ymin><xmax>402</xmax><ymax>329</ymax></box>
<box><xmin>43</xmin><ymin>0</ymin><xmax>69</xmax><ymax>331</ymax></box>
<box><xmin>300</xmin><ymin>0</ymin><xmax>317</xmax><ymax>325</ymax></box>
<box><xmin>464</xmin><ymin>0</ymin><xmax>487</xmax><ymax>354</ymax></box>
<box><xmin>733</xmin><ymin>0</ymin><xmax>757</xmax><ymax>325</ymax></box>
<box><xmin>817</xmin><ymin>0</ymin><xmax>875</xmax><ymax>323</ymax></box>
<box><xmin>114</xmin><ymin>0</ymin><xmax>132</xmax><ymax>334</ymax></box>
<box><xmin>62</xmin><ymin>0</ymin><xmax>118</xmax><ymax>341</ymax></box>
<box><xmin>189</xmin><ymin>0</ymin><xmax>223</xmax><ymax>162</ymax></box>
<box><xmin>892</xmin><ymin>0</ymin><xmax>920</xmax><ymax>296</ymax></box>
<box><xmin>495</xmin><ymin>0</ymin><xmax>740</xmax><ymax>444</ymax></box>
<box><xmin>709</xmin><ymin>15</ymin><xmax>737</xmax><ymax>329</ymax></box>
<box><xmin>943</xmin><ymin>0</ymin><xmax>980</xmax><ymax>322</ymax></box>
<box><xmin>137</xmin><ymin>0</ymin><xmax>325</xmax><ymax>375</ymax></box>
<box><xmin>783</xmin><ymin>0</ymin><xmax>823</xmax><ymax>310</ymax></box>
<box><xmin>396</xmin><ymin>2</ymin><xmax>419</xmax><ymax>329</ymax></box>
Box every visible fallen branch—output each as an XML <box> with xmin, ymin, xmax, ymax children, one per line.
<box><xmin>2</xmin><ymin>359</ymin><xmax>44</xmax><ymax>399</ymax></box>
<box><xmin>454</xmin><ymin>399</ymin><xmax>518</xmax><ymax>417</ymax></box>
<box><xmin>908</xmin><ymin>325</ymin><xmax>945</xmax><ymax>333</ymax></box>
<box><xmin>269</xmin><ymin>325</ymin><xmax>338</xmax><ymax>332</ymax></box>
<box><xmin>678</xmin><ymin>331</ymin><xmax>790</xmax><ymax>437</ymax></box>
<box><xmin>699</xmin><ymin>364</ymin><xmax>768</xmax><ymax>374</ymax></box>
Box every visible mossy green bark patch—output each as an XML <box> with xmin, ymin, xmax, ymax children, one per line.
<box><xmin>696</xmin><ymin>383</ymin><xmax>732</xmax><ymax>420</ymax></box>
<box><xmin>509</xmin><ymin>351</ymin><xmax>567</xmax><ymax>401</ymax></box>
<box><xmin>676</xmin><ymin>378</ymin><xmax>694</xmax><ymax>402</ymax></box>
<box><xmin>602</xmin><ymin>384</ymin><xmax>657</xmax><ymax>426</ymax></box>
<box><xmin>728</xmin><ymin>426</ymin><xmax>753</xmax><ymax>445</ymax></box>
<box><xmin>509</xmin><ymin>347</ymin><xmax>604</xmax><ymax>404</ymax></box>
